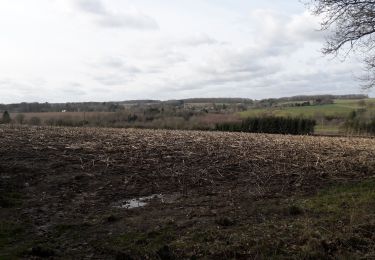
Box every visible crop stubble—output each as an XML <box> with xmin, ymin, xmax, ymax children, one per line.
<box><xmin>0</xmin><ymin>125</ymin><xmax>375</xmax><ymax>258</ymax></box>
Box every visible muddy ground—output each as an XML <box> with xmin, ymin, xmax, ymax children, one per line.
<box><xmin>1</xmin><ymin>126</ymin><xmax>375</xmax><ymax>259</ymax></box>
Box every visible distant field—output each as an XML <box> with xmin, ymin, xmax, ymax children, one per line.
<box><xmin>239</xmin><ymin>98</ymin><xmax>375</xmax><ymax>119</ymax></box>
<box><xmin>6</xmin><ymin>98</ymin><xmax>375</xmax><ymax>136</ymax></box>
<box><xmin>238</xmin><ymin>99</ymin><xmax>375</xmax><ymax>135</ymax></box>
<box><xmin>314</xmin><ymin>124</ymin><xmax>341</xmax><ymax>135</ymax></box>
<box><xmin>335</xmin><ymin>98</ymin><xmax>375</xmax><ymax>106</ymax></box>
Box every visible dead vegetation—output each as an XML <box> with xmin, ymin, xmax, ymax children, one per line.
<box><xmin>0</xmin><ymin>125</ymin><xmax>375</xmax><ymax>259</ymax></box>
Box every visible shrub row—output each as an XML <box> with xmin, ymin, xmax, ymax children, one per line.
<box><xmin>216</xmin><ymin>117</ymin><xmax>316</xmax><ymax>135</ymax></box>
<box><xmin>344</xmin><ymin>119</ymin><xmax>375</xmax><ymax>135</ymax></box>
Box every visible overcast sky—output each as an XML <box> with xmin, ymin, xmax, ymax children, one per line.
<box><xmin>0</xmin><ymin>0</ymin><xmax>373</xmax><ymax>103</ymax></box>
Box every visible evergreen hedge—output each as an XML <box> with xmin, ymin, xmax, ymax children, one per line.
<box><xmin>344</xmin><ymin>119</ymin><xmax>375</xmax><ymax>135</ymax></box>
<box><xmin>216</xmin><ymin>117</ymin><xmax>316</xmax><ymax>135</ymax></box>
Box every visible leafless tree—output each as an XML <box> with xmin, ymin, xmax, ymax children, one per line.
<box><xmin>307</xmin><ymin>0</ymin><xmax>375</xmax><ymax>88</ymax></box>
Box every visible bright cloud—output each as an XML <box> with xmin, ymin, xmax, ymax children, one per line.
<box><xmin>0</xmin><ymin>0</ymin><xmax>372</xmax><ymax>103</ymax></box>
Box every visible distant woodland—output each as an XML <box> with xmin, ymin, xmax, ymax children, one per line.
<box><xmin>1</xmin><ymin>94</ymin><xmax>374</xmax><ymax>136</ymax></box>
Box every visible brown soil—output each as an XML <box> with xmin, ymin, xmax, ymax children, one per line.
<box><xmin>1</xmin><ymin>126</ymin><xmax>375</xmax><ymax>259</ymax></box>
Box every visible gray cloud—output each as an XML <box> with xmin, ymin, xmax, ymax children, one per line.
<box><xmin>75</xmin><ymin>0</ymin><xmax>106</xmax><ymax>15</ymax></box>
<box><xmin>89</xmin><ymin>50</ymin><xmax>187</xmax><ymax>87</ymax></box>
<box><xmin>91</xmin><ymin>57</ymin><xmax>150</xmax><ymax>86</ymax></box>
<box><xmin>158</xmin><ymin>65</ymin><xmax>362</xmax><ymax>100</ymax></box>
<box><xmin>162</xmin><ymin>55</ymin><xmax>281</xmax><ymax>93</ymax></box>
<box><xmin>151</xmin><ymin>10</ymin><xmax>327</xmax><ymax>96</ymax></box>
<box><xmin>94</xmin><ymin>75</ymin><xmax>131</xmax><ymax>86</ymax></box>
<box><xmin>59</xmin><ymin>82</ymin><xmax>87</xmax><ymax>96</ymax></box>
<box><xmin>0</xmin><ymin>79</ymin><xmax>50</xmax><ymax>103</ymax></box>
<box><xmin>237</xmin><ymin>10</ymin><xmax>326</xmax><ymax>60</ymax></box>
<box><xmin>70</xmin><ymin>6</ymin><xmax>370</xmax><ymax>100</ymax></box>
<box><xmin>61</xmin><ymin>88</ymin><xmax>86</xmax><ymax>96</ymax></box>
<box><xmin>286</xmin><ymin>11</ymin><xmax>327</xmax><ymax>43</ymax></box>
<box><xmin>179</xmin><ymin>34</ymin><xmax>222</xmax><ymax>47</ymax></box>
<box><xmin>91</xmin><ymin>57</ymin><xmax>142</xmax><ymax>86</ymax></box>
<box><xmin>96</xmin><ymin>14</ymin><xmax>159</xmax><ymax>30</ymax></box>
<box><xmin>100</xmin><ymin>57</ymin><xmax>125</xmax><ymax>69</ymax></box>
<box><xmin>74</xmin><ymin>0</ymin><xmax>159</xmax><ymax>30</ymax></box>
<box><xmin>271</xmin><ymin>71</ymin><xmax>360</xmax><ymax>98</ymax></box>
<box><xmin>99</xmin><ymin>57</ymin><xmax>142</xmax><ymax>73</ymax></box>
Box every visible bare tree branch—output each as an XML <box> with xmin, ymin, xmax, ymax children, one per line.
<box><xmin>306</xmin><ymin>0</ymin><xmax>375</xmax><ymax>88</ymax></box>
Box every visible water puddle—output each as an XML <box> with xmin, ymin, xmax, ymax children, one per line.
<box><xmin>114</xmin><ymin>193</ymin><xmax>179</xmax><ymax>209</ymax></box>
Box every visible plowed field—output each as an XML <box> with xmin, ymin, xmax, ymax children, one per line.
<box><xmin>1</xmin><ymin>126</ymin><xmax>375</xmax><ymax>259</ymax></box>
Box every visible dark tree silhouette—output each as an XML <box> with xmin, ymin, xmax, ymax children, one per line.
<box><xmin>2</xmin><ymin>111</ymin><xmax>11</xmax><ymax>124</ymax></box>
<box><xmin>307</xmin><ymin>0</ymin><xmax>375</xmax><ymax>88</ymax></box>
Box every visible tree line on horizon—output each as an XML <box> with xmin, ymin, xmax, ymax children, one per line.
<box><xmin>0</xmin><ymin>94</ymin><xmax>368</xmax><ymax>113</ymax></box>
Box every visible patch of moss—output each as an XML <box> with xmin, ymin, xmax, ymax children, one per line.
<box><xmin>290</xmin><ymin>180</ymin><xmax>375</xmax><ymax>257</ymax></box>
<box><xmin>171</xmin><ymin>180</ymin><xmax>375</xmax><ymax>258</ymax></box>
<box><xmin>302</xmin><ymin>180</ymin><xmax>375</xmax><ymax>220</ymax></box>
